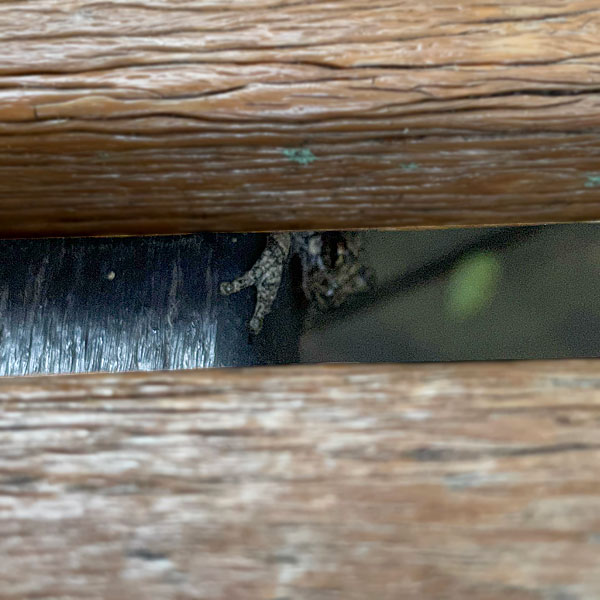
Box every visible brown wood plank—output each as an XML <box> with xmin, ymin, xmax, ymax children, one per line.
<box><xmin>1</xmin><ymin>361</ymin><xmax>600</xmax><ymax>598</ymax></box>
<box><xmin>1</xmin><ymin>1</ymin><xmax>600</xmax><ymax>236</ymax></box>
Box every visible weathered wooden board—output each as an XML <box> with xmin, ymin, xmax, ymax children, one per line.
<box><xmin>2</xmin><ymin>1</ymin><xmax>600</xmax><ymax>236</ymax></box>
<box><xmin>1</xmin><ymin>361</ymin><xmax>600</xmax><ymax>598</ymax></box>
<box><xmin>0</xmin><ymin>233</ymin><xmax>301</xmax><ymax>375</ymax></box>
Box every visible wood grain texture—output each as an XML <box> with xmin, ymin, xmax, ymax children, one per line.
<box><xmin>0</xmin><ymin>233</ymin><xmax>302</xmax><ymax>375</ymax></box>
<box><xmin>2</xmin><ymin>1</ymin><xmax>600</xmax><ymax>236</ymax></box>
<box><xmin>1</xmin><ymin>361</ymin><xmax>600</xmax><ymax>598</ymax></box>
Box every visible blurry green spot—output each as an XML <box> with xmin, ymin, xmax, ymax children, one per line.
<box><xmin>282</xmin><ymin>148</ymin><xmax>316</xmax><ymax>165</ymax></box>
<box><xmin>401</xmin><ymin>162</ymin><xmax>419</xmax><ymax>171</ymax></box>
<box><xmin>446</xmin><ymin>252</ymin><xmax>501</xmax><ymax>320</ymax></box>
<box><xmin>585</xmin><ymin>173</ymin><xmax>600</xmax><ymax>188</ymax></box>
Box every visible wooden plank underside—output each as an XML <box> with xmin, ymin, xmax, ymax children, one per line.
<box><xmin>1</xmin><ymin>361</ymin><xmax>600</xmax><ymax>599</ymax></box>
<box><xmin>2</xmin><ymin>1</ymin><xmax>600</xmax><ymax>236</ymax></box>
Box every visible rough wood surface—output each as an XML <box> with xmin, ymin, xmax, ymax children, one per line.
<box><xmin>2</xmin><ymin>1</ymin><xmax>600</xmax><ymax>236</ymax></box>
<box><xmin>0</xmin><ymin>233</ymin><xmax>301</xmax><ymax>375</ymax></box>
<box><xmin>2</xmin><ymin>361</ymin><xmax>600</xmax><ymax>599</ymax></box>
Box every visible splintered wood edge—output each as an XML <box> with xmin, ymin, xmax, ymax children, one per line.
<box><xmin>1</xmin><ymin>360</ymin><xmax>600</xmax><ymax>599</ymax></box>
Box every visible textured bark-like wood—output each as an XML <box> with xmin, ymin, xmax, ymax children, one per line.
<box><xmin>2</xmin><ymin>1</ymin><xmax>600</xmax><ymax>236</ymax></box>
<box><xmin>1</xmin><ymin>361</ymin><xmax>600</xmax><ymax>598</ymax></box>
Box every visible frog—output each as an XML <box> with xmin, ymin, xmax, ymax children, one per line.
<box><xmin>219</xmin><ymin>232</ymin><xmax>372</xmax><ymax>334</ymax></box>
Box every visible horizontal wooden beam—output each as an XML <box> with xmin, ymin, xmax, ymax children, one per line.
<box><xmin>0</xmin><ymin>0</ymin><xmax>600</xmax><ymax>236</ymax></box>
<box><xmin>1</xmin><ymin>1</ymin><xmax>600</xmax><ymax>236</ymax></box>
<box><xmin>2</xmin><ymin>361</ymin><xmax>600</xmax><ymax>598</ymax></box>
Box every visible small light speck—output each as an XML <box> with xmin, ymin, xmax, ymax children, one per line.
<box><xmin>401</xmin><ymin>162</ymin><xmax>419</xmax><ymax>172</ymax></box>
<box><xmin>106</xmin><ymin>271</ymin><xmax>116</xmax><ymax>281</ymax></box>
<box><xmin>232</xmin><ymin>237</ymin><xmax>237</xmax><ymax>243</ymax></box>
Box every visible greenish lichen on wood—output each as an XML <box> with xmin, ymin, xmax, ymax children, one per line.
<box><xmin>585</xmin><ymin>173</ymin><xmax>600</xmax><ymax>188</ymax></box>
<box><xmin>401</xmin><ymin>162</ymin><xmax>419</xmax><ymax>172</ymax></box>
<box><xmin>282</xmin><ymin>148</ymin><xmax>316</xmax><ymax>165</ymax></box>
